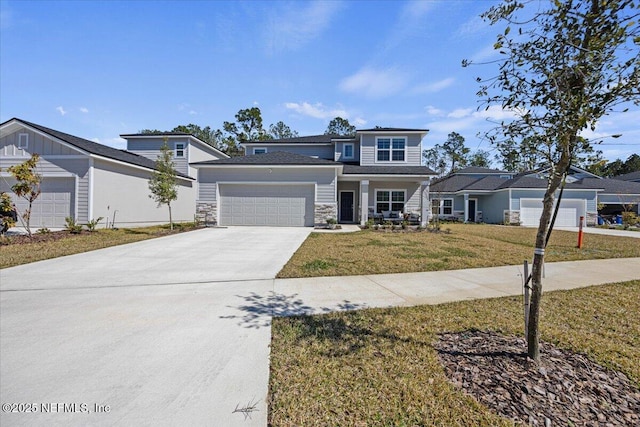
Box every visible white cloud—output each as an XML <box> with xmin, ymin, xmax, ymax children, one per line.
<box><xmin>56</xmin><ymin>106</ymin><xmax>67</xmax><ymax>116</ymax></box>
<box><xmin>284</xmin><ymin>102</ymin><xmax>348</xmax><ymax>119</ymax></box>
<box><xmin>413</xmin><ymin>77</ymin><xmax>455</xmax><ymax>94</ymax></box>
<box><xmin>472</xmin><ymin>105</ymin><xmax>521</xmax><ymax>121</ymax></box>
<box><xmin>448</xmin><ymin>108</ymin><xmax>473</xmax><ymax>119</ymax></box>
<box><xmin>339</xmin><ymin>67</ymin><xmax>409</xmax><ymax>98</ymax></box>
<box><xmin>79</xmin><ymin>107</ymin><xmax>89</xmax><ymax>113</ymax></box>
<box><xmin>455</xmin><ymin>15</ymin><xmax>488</xmax><ymax>38</ymax></box>
<box><xmin>425</xmin><ymin>105</ymin><xmax>444</xmax><ymax>116</ymax></box>
<box><xmin>469</xmin><ymin>43</ymin><xmax>500</xmax><ymax>64</ymax></box>
<box><xmin>188</xmin><ymin>110</ymin><xmax>198</xmax><ymax>115</ymax></box>
<box><xmin>264</xmin><ymin>1</ymin><xmax>342</xmax><ymax>54</ymax></box>
<box><xmin>353</xmin><ymin>117</ymin><xmax>367</xmax><ymax>126</ymax></box>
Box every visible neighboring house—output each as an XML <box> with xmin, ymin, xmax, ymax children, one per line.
<box><xmin>192</xmin><ymin>128</ymin><xmax>437</xmax><ymax>227</ymax></box>
<box><xmin>0</xmin><ymin>118</ymin><xmax>220</xmax><ymax>229</ymax></box>
<box><xmin>615</xmin><ymin>171</ymin><xmax>640</xmax><ymax>183</ymax></box>
<box><xmin>430</xmin><ymin>166</ymin><xmax>640</xmax><ymax>227</ymax></box>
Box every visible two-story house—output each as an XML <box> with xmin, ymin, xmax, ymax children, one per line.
<box><xmin>192</xmin><ymin>128</ymin><xmax>437</xmax><ymax>227</ymax></box>
<box><xmin>0</xmin><ymin>118</ymin><xmax>227</xmax><ymax>229</ymax></box>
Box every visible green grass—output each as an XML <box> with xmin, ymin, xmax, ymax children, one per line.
<box><xmin>269</xmin><ymin>280</ymin><xmax>640</xmax><ymax>426</ymax></box>
<box><xmin>0</xmin><ymin>223</ymin><xmax>199</xmax><ymax>269</ymax></box>
<box><xmin>277</xmin><ymin>224</ymin><xmax>640</xmax><ymax>278</ymax></box>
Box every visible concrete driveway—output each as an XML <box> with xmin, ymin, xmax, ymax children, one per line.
<box><xmin>0</xmin><ymin>227</ymin><xmax>310</xmax><ymax>427</ymax></box>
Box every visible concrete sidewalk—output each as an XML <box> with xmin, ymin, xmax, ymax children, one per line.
<box><xmin>271</xmin><ymin>258</ymin><xmax>640</xmax><ymax>315</ymax></box>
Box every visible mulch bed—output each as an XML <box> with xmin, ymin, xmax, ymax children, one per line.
<box><xmin>434</xmin><ymin>330</ymin><xmax>640</xmax><ymax>426</ymax></box>
<box><xmin>1</xmin><ymin>227</ymin><xmax>193</xmax><ymax>246</ymax></box>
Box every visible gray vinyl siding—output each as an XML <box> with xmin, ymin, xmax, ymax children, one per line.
<box><xmin>92</xmin><ymin>159</ymin><xmax>195</xmax><ymax>227</ymax></box>
<box><xmin>334</xmin><ymin>141</ymin><xmax>360</xmax><ymax>162</ymax></box>
<box><xmin>481</xmin><ymin>191</ymin><xmax>510</xmax><ymax>223</ymax></box>
<box><xmin>359</xmin><ymin>133</ymin><xmax>423</xmax><ymax>166</ymax></box>
<box><xmin>510</xmin><ymin>189</ymin><xmax>596</xmax><ymax>213</ymax></box>
<box><xmin>127</xmin><ymin>137</ymin><xmax>189</xmax><ymax>176</ymax></box>
<box><xmin>197</xmin><ymin>167</ymin><xmax>337</xmax><ymax>204</ymax></box>
<box><xmin>244</xmin><ymin>144</ymin><xmax>335</xmax><ymax>160</ymax></box>
<box><xmin>1</xmin><ymin>129</ymin><xmax>79</xmax><ymax>157</ymax></box>
<box><xmin>369</xmin><ymin>181</ymin><xmax>421</xmax><ymax>213</ymax></box>
<box><xmin>598</xmin><ymin>194</ymin><xmax>640</xmax><ymax>204</ymax></box>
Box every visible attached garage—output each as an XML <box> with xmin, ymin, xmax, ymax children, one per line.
<box><xmin>219</xmin><ymin>184</ymin><xmax>315</xmax><ymax>227</ymax></box>
<box><xmin>520</xmin><ymin>198</ymin><xmax>585</xmax><ymax>227</ymax></box>
<box><xmin>1</xmin><ymin>177</ymin><xmax>74</xmax><ymax>229</ymax></box>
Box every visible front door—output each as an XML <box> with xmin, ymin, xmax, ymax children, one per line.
<box><xmin>340</xmin><ymin>191</ymin><xmax>354</xmax><ymax>222</ymax></box>
<box><xmin>468</xmin><ymin>199</ymin><xmax>477</xmax><ymax>222</ymax></box>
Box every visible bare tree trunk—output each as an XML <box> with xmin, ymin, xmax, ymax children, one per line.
<box><xmin>527</xmin><ymin>149</ymin><xmax>572</xmax><ymax>362</ymax></box>
<box><xmin>169</xmin><ymin>203</ymin><xmax>173</xmax><ymax>230</ymax></box>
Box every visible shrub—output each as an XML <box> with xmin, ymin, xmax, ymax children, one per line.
<box><xmin>85</xmin><ymin>217</ymin><xmax>104</xmax><ymax>232</ymax></box>
<box><xmin>621</xmin><ymin>211</ymin><xmax>638</xmax><ymax>227</ymax></box>
<box><xmin>64</xmin><ymin>217</ymin><xmax>83</xmax><ymax>234</ymax></box>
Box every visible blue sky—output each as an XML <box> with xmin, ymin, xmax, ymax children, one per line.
<box><xmin>1</xmin><ymin>0</ymin><xmax>638</xmax><ymax>163</ymax></box>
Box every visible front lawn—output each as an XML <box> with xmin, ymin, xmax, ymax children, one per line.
<box><xmin>269</xmin><ymin>280</ymin><xmax>640</xmax><ymax>426</ymax></box>
<box><xmin>0</xmin><ymin>223</ymin><xmax>199</xmax><ymax>269</ymax></box>
<box><xmin>277</xmin><ymin>224</ymin><xmax>640</xmax><ymax>278</ymax></box>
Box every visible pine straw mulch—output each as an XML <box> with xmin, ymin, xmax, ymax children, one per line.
<box><xmin>434</xmin><ymin>330</ymin><xmax>640</xmax><ymax>426</ymax></box>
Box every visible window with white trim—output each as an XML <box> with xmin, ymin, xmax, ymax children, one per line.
<box><xmin>174</xmin><ymin>142</ymin><xmax>185</xmax><ymax>158</ymax></box>
<box><xmin>432</xmin><ymin>198</ymin><xmax>453</xmax><ymax>215</ymax></box>
<box><xmin>18</xmin><ymin>133</ymin><xmax>28</xmax><ymax>149</ymax></box>
<box><xmin>254</xmin><ymin>147</ymin><xmax>267</xmax><ymax>154</ymax></box>
<box><xmin>376</xmin><ymin>190</ymin><xmax>405</xmax><ymax>213</ymax></box>
<box><xmin>376</xmin><ymin>137</ymin><xmax>405</xmax><ymax>162</ymax></box>
<box><xmin>343</xmin><ymin>143</ymin><xmax>354</xmax><ymax>159</ymax></box>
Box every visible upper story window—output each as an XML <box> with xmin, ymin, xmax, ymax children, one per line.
<box><xmin>376</xmin><ymin>137</ymin><xmax>405</xmax><ymax>162</ymax></box>
<box><xmin>174</xmin><ymin>142</ymin><xmax>185</xmax><ymax>158</ymax></box>
<box><xmin>18</xmin><ymin>133</ymin><xmax>28</xmax><ymax>149</ymax></box>
<box><xmin>254</xmin><ymin>148</ymin><xmax>267</xmax><ymax>154</ymax></box>
<box><xmin>343</xmin><ymin>143</ymin><xmax>354</xmax><ymax>160</ymax></box>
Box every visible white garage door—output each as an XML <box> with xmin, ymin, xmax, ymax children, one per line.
<box><xmin>219</xmin><ymin>184</ymin><xmax>314</xmax><ymax>227</ymax></box>
<box><xmin>1</xmin><ymin>177</ymin><xmax>74</xmax><ymax>228</ymax></box>
<box><xmin>520</xmin><ymin>198</ymin><xmax>585</xmax><ymax>227</ymax></box>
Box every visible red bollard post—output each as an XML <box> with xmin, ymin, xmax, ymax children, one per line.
<box><xmin>577</xmin><ymin>215</ymin><xmax>584</xmax><ymax>248</ymax></box>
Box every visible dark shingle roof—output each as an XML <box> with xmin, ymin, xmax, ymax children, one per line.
<box><xmin>357</xmin><ymin>127</ymin><xmax>428</xmax><ymax>132</ymax></box>
<box><xmin>431</xmin><ymin>175</ymin><xmax>479</xmax><ymax>193</ymax></box>
<box><xmin>342</xmin><ymin>165</ymin><xmax>436</xmax><ymax>175</ymax></box>
<box><xmin>5</xmin><ymin>118</ymin><xmax>192</xmax><ymax>179</ymax></box>
<box><xmin>615</xmin><ymin>171</ymin><xmax>640</xmax><ymax>182</ymax></box>
<box><xmin>119</xmin><ymin>131</ymin><xmax>191</xmax><ymax>137</ymax></box>
<box><xmin>580</xmin><ymin>177</ymin><xmax>640</xmax><ymax>194</ymax></box>
<box><xmin>192</xmin><ymin>151</ymin><xmax>340</xmax><ymax>166</ymax></box>
<box><xmin>248</xmin><ymin>134</ymin><xmax>339</xmax><ymax>144</ymax></box>
<box><xmin>455</xmin><ymin>166</ymin><xmax>511</xmax><ymax>175</ymax></box>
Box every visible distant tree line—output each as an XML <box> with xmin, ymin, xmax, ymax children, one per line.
<box><xmin>423</xmin><ymin>131</ymin><xmax>639</xmax><ymax>178</ymax></box>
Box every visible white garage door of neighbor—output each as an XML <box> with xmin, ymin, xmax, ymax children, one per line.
<box><xmin>2</xmin><ymin>177</ymin><xmax>74</xmax><ymax>228</ymax></box>
<box><xmin>219</xmin><ymin>184</ymin><xmax>314</xmax><ymax>227</ymax></box>
<box><xmin>520</xmin><ymin>198</ymin><xmax>585</xmax><ymax>227</ymax></box>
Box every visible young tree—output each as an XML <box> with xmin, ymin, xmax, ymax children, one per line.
<box><xmin>7</xmin><ymin>153</ymin><xmax>42</xmax><ymax>237</ymax></box>
<box><xmin>0</xmin><ymin>192</ymin><xmax>17</xmax><ymax>234</ymax></box>
<box><xmin>148</xmin><ymin>141</ymin><xmax>178</xmax><ymax>230</ymax></box>
<box><xmin>471</xmin><ymin>0</ymin><xmax>640</xmax><ymax>361</ymax></box>
<box><xmin>422</xmin><ymin>144</ymin><xmax>448</xmax><ymax>176</ymax></box>
<box><xmin>324</xmin><ymin>117</ymin><xmax>356</xmax><ymax>136</ymax></box>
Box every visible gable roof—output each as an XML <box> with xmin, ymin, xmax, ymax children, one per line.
<box><xmin>119</xmin><ymin>132</ymin><xmax>229</xmax><ymax>158</ymax></box>
<box><xmin>357</xmin><ymin>127</ymin><xmax>428</xmax><ymax>133</ymax></box>
<box><xmin>615</xmin><ymin>171</ymin><xmax>640</xmax><ymax>182</ymax></box>
<box><xmin>1</xmin><ymin>118</ymin><xmax>193</xmax><ymax>180</ymax></box>
<box><xmin>191</xmin><ymin>151</ymin><xmax>341</xmax><ymax>166</ymax></box>
<box><xmin>454</xmin><ymin>166</ymin><xmax>511</xmax><ymax>175</ymax></box>
<box><xmin>580</xmin><ymin>177</ymin><xmax>640</xmax><ymax>194</ymax></box>
<box><xmin>246</xmin><ymin>135</ymin><xmax>338</xmax><ymax>144</ymax></box>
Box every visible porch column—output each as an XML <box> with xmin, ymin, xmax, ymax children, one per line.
<box><xmin>464</xmin><ymin>193</ymin><xmax>469</xmax><ymax>222</ymax></box>
<box><xmin>360</xmin><ymin>180</ymin><xmax>369</xmax><ymax>226</ymax></box>
<box><xmin>420</xmin><ymin>180</ymin><xmax>430</xmax><ymax>227</ymax></box>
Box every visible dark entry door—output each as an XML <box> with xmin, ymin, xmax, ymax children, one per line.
<box><xmin>468</xmin><ymin>199</ymin><xmax>477</xmax><ymax>222</ymax></box>
<box><xmin>340</xmin><ymin>192</ymin><xmax>354</xmax><ymax>222</ymax></box>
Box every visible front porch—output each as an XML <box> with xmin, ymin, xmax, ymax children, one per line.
<box><xmin>337</xmin><ymin>177</ymin><xmax>431</xmax><ymax>226</ymax></box>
